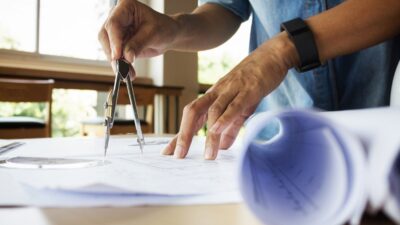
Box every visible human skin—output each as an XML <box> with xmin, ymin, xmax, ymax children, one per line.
<box><xmin>98</xmin><ymin>0</ymin><xmax>400</xmax><ymax>160</ymax></box>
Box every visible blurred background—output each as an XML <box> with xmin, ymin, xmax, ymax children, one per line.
<box><xmin>0</xmin><ymin>0</ymin><xmax>250</xmax><ymax>137</ymax></box>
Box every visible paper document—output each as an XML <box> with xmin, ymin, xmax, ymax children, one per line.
<box><xmin>0</xmin><ymin>137</ymin><xmax>241</xmax><ymax>207</ymax></box>
<box><xmin>239</xmin><ymin>108</ymin><xmax>400</xmax><ymax>225</ymax></box>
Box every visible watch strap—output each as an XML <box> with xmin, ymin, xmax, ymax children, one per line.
<box><xmin>281</xmin><ymin>18</ymin><xmax>321</xmax><ymax>72</ymax></box>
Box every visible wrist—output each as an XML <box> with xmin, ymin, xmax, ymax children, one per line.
<box><xmin>168</xmin><ymin>13</ymin><xmax>190</xmax><ymax>50</ymax></box>
<box><xmin>244</xmin><ymin>32</ymin><xmax>300</xmax><ymax>96</ymax></box>
<box><xmin>271</xmin><ymin>32</ymin><xmax>300</xmax><ymax>72</ymax></box>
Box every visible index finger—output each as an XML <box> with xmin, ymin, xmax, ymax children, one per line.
<box><xmin>205</xmin><ymin>92</ymin><xmax>236</xmax><ymax>160</ymax></box>
<box><xmin>104</xmin><ymin>0</ymin><xmax>133</xmax><ymax>59</ymax></box>
<box><xmin>173</xmin><ymin>92</ymin><xmax>217</xmax><ymax>159</ymax></box>
<box><xmin>98</xmin><ymin>25</ymin><xmax>112</xmax><ymax>61</ymax></box>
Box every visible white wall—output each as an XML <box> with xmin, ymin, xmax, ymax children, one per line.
<box><xmin>145</xmin><ymin>0</ymin><xmax>199</xmax><ymax>133</ymax></box>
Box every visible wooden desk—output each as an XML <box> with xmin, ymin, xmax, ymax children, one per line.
<box><xmin>0</xmin><ymin>65</ymin><xmax>184</xmax><ymax>134</ymax></box>
<box><xmin>0</xmin><ymin>204</ymin><xmax>258</xmax><ymax>225</ymax></box>
<box><xmin>0</xmin><ymin>205</ymin><xmax>396</xmax><ymax>225</ymax></box>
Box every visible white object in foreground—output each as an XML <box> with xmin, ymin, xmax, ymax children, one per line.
<box><xmin>239</xmin><ymin>108</ymin><xmax>400</xmax><ymax>225</ymax></box>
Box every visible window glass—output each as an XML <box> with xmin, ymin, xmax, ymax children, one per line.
<box><xmin>198</xmin><ymin>20</ymin><xmax>251</xmax><ymax>84</ymax></box>
<box><xmin>39</xmin><ymin>0</ymin><xmax>109</xmax><ymax>60</ymax></box>
<box><xmin>0</xmin><ymin>0</ymin><xmax>37</xmax><ymax>52</ymax></box>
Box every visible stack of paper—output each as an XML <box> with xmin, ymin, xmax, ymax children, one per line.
<box><xmin>0</xmin><ymin>137</ymin><xmax>241</xmax><ymax>207</ymax></box>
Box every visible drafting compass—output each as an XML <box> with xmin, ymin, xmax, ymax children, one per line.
<box><xmin>104</xmin><ymin>59</ymin><xmax>145</xmax><ymax>156</ymax></box>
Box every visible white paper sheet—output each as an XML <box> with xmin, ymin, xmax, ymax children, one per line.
<box><xmin>0</xmin><ymin>140</ymin><xmax>12</xmax><ymax>147</ymax></box>
<box><xmin>0</xmin><ymin>136</ymin><xmax>241</xmax><ymax>207</ymax></box>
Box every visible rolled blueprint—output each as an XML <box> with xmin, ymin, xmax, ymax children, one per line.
<box><xmin>239</xmin><ymin>108</ymin><xmax>400</xmax><ymax>225</ymax></box>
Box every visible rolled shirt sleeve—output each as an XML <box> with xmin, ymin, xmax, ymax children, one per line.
<box><xmin>198</xmin><ymin>0</ymin><xmax>251</xmax><ymax>22</ymax></box>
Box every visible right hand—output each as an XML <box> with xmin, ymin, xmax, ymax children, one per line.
<box><xmin>98</xmin><ymin>0</ymin><xmax>179</xmax><ymax>63</ymax></box>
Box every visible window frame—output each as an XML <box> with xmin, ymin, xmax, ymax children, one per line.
<box><xmin>0</xmin><ymin>0</ymin><xmax>110</xmax><ymax>71</ymax></box>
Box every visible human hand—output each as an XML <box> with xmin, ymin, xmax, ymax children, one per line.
<box><xmin>162</xmin><ymin>32</ymin><xmax>299</xmax><ymax>160</ymax></box>
<box><xmin>98</xmin><ymin>0</ymin><xmax>179</xmax><ymax>64</ymax></box>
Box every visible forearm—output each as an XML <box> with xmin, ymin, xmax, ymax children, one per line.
<box><xmin>308</xmin><ymin>0</ymin><xmax>400</xmax><ymax>62</ymax></box>
<box><xmin>169</xmin><ymin>3</ymin><xmax>242</xmax><ymax>52</ymax></box>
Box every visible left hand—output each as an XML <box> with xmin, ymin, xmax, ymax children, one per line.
<box><xmin>162</xmin><ymin>32</ymin><xmax>299</xmax><ymax>160</ymax></box>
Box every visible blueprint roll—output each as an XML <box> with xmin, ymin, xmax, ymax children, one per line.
<box><xmin>239</xmin><ymin>110</ymin><xmax>367</xmax><ymax>225</ymax></box>
<box><xmin>239</xmin><ymin>109</ymin><xmax>400</xmax><ymax>225</ymax></box>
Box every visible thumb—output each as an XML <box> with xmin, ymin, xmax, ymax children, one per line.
<box><xmin>129</xmin><ymin>64</ymin><xmax>137</xmax><ymax>80</ymax></box>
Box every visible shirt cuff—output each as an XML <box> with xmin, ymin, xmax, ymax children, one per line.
<box><xmin>198</xmin><ymin>0</ymin><xmax>251</xmax><ymax>22</ymax></box>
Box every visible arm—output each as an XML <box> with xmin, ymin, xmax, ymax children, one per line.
<box><xmin>170</xmin><ymin>3</ymin><xmax>243</xmax><ymax>51</ymax></box>
<box><xmin>164</xmin><ymin>0</ymin><xmax>400</xmax><ymax>160</ymax></box>
<box><xmin>308</xmin><ymin>0</ymin><xmax>400</xmax><ymax>62</ymax></box>
<box><xmin>98</xmin><ymin>1</ymin><xmax>241</xmax><ymax>62</ymax></box>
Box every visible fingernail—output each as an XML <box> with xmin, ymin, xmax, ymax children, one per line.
<box><xmin>129</xmin><ymin>52</ymin><xmax>136</xmax><ymax>63</ymax></box>
<box><xmin>112</xmin><ymin>46</ymin><xmax>119</xmax><ymax>60</ymax></box>
<box><xmin>111</xmin><ymin>49</ymin><xmax>115</xmax><ymax>59</ymax></box>
<box><xmin>174</xmin><ymin>145</ymin><xmax>184</xmax><ymax>158</ymax></box>
<box><xmin>110</xmin><ymin>61</ymin><xmax>116</xmax><ymax>72</ymax></box>
<box><xmin>124</xmin><ymin>49</ymin><xmax>134</xmax><ymax>63</ymax></box>
<box><xmin>124</xmin><ymin>52</ymin><xmax>131</xmax><ymax>62</ymax></box>
<box><xmin>205</xmin><ymin>147</ymin><xmax>213</xmax><ymax>160</ymax></box>
<box><xmin>161</xmin><ymin>147</ymin><xmax>170</xmax><ymax>155</ymax></box>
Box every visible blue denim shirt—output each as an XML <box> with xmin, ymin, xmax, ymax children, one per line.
<box><xmin>199</xmin><ymin>0</ymin><xmax>400</xmax><ymax>112</ymax></box>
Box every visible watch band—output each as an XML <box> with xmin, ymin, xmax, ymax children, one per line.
<box><xmin>280</xmin><ymin>18</ymin><xmax>321</xmax><ymax>72</ymax></box>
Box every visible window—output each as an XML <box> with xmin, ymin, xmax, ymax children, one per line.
<box><xmin>0</xmin><ymin>0</ymin><xmax>111</xmax><ymax>137</ymax></box>
<box><xmin>0</xmin><ymin>0</ymin><xmax>109</xmax><ymax>61</ymax></box>
<box><xmin>0</xmin><ymin>0</ymin><xmax>37</xmax><ymax>52</ymax></box>
<box><xmin>40</xmin><ymin>0</ymin><xmax>108</xmax><ymax>60</ymax></box>
<box><xmin>198</xmin><ymin>20</ymin><xmax>251</xmax><ymax>85</ymax></box>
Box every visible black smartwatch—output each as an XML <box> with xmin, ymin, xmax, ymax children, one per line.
<box><xmin>280</xmin><ymin>18</ymin><xmax>321</xmax><ymax>72</ymax></box>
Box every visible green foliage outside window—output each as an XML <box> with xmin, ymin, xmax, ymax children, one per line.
<box><xmin>198</xmin><ymin>53</ymin><xmax>236</xmax><ymax>85</ymax></box>
<box><xmin>51</xmin><ymin>89</ymin><xmax>97</xmax><ymax>137</ymax></box>
<box><xmin>0</xmin><ymin>26</ymin><xmax>20</xmax><ymax>50</ymax></box>
<box><xmin>0</xmin><ymin>89</ymin><xmax>97</xmax><ymax>137</ymax></box>
<box><xmin>0</xmin><ymin>102</ymin><xmax>46</xmax><ymax>119</ymax></box>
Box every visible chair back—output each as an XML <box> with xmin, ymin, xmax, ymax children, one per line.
<box><xmin>0</xmin><ymin>78</ymin><xmax>53</xmax><ymax>102</ymax></box>
<box><xmin>117</xmin><ymin>86</ymin><xmax>155</xmax><ymax>105</ymax></box>
<box><xmin>0</xmin><ymin>78</ymin><xmax>54</xmax><ymax>137</ymax></box>
<box><xmin>115</xmin><ymin>85</ymin><xmax>156</xmax><ymax>133</ymax></box>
